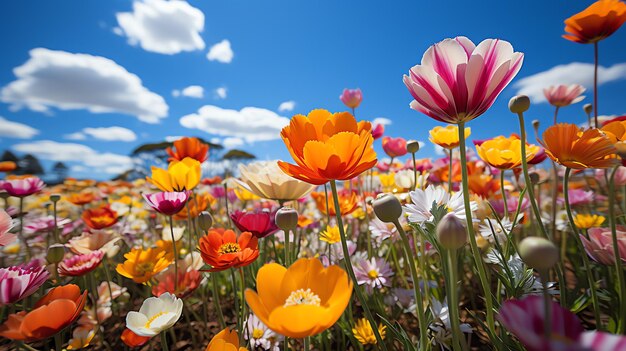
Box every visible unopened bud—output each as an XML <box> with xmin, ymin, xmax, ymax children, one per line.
<box><xmin>436</xmin><ymin>213</ymin><xmax>467</xmax><ymax>250</ymax></box>
<box><xmin>372</xmin><ymin>193</ymin><xmax>403</xmax><ymax>223</ymax></box>
<box><xmin>275</xmin><ymin>207</ymin><xmax>298</xmax><ymax>231</ymax></box>
<box><xmin>406</xmin><ymin>140</ymin><xmax>420</xmax><ymax>154</ymax></box>
<box><xmin>50</xmin><ymin>194</ymin><xmax>61</xmax><ymax>202</ymax></box>
<box><xmin>529</xmin><ymin>172</ymin><xmax>540</xmax><ymax>185</ymax></box>
<box><xmin>197</xmin><ymin>211</ymin><xmax>214</xmax><ymax>231</ymax></box>
<box><xmin>47</xmin><ymin>244</ymin><xmax>66</xmax><ymax>264</ymax></box>
<box><xmin>532</xmin><ymin>120</ymin><xmax>540</xmax><ymax>130</ymax></box>
<box><xmin>0</xmin><ymin>192</ymin><xmax>8</xmax><ymax>200</ymax></box>
<box><xmin>509</xmin><ymin>95</ymin><xmax>530</xmax><ymax>114</ymax></box>
<box><xmin>583</xmin><ymin>103</ymin><xmax>593</xmax><ymax>115</ymax></box>
<box><xmin>518</xmin><ymin>237</ymin><xmax>558</xmax><ymax>271</ymax></box>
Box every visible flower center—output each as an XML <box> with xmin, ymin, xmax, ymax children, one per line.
<box><xmin>252</xmin><ymin>328</ymin><xmax>264</xmax><ymax>339</ymax></box>
<box><xmin>136</xmin><ymin>262</ymin><xmax>155</xmax><ymax>275</ymax></box>
<box><xmin>368</xmin><ymin>269</ymin><xmax>379</xmax><ymax>279</ymax></box>
<box><xmin>284</xmin><ymin>288</ymin><xmax>321</xmax><ymax>307</ymax></box>
<box><xmin>144</xmin><ymin>311</ymin><xmax>166</xmax><ymax>328</ymax></box>
<box><xmin>218</xmin><ymin>242</ymin><xmax>241</xmax><ymax>255</ymax></box>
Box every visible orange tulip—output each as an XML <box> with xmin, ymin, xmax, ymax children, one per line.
<box><xmin>166</xmin><ymin>137</ymin><xmax>209</xmax><ymax>163</ymax></box>
<box><xmin>81</xmin><ymin>205</ymin><xmax>118</xmax><ymax>229</ymax></box>
<box><xmin>0</xmin><ymin>161</ymin><xmax>16</xmax><ymax>172</ymax></box>
<box><xmin>563</xmin><ymin>0</ymin><xmax>626</xmax><ymax>44</ymax></box>
<box><xmin>539</xmin><ymin>123</ymin><xmax>618</xmax><ymax>169</ymax></box>
<box><xmin>278</xmin><ymin>109</ymin><xmax>377</xmax><ymax>185</ymax></box>
<box><xmin>310</xmin><ymin>189</ymin><xmax>359</xmax><ymax>216</ymax></box>
<box><xmin>198</xmin><ymin>228</ymin><xmax>259</xmax><ymax>272</ymax></box>
<box><xmin>0</xmin><ymin>284</ymin><xmax>87</xmax><ymax>341</ymax></box>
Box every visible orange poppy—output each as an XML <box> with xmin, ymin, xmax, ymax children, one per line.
<box><xmin>277</xmin><ymin>109</ymin><xmax>377</xmax><ymax>185</ymax></box>
<box><xmin>0</xmin><ymin>161</ymin><xmax>16</xmax><ymax>172</ymax></box>
<box><xmin>173</xmin><ymin>193</ymin><xmax>214</xmax><ymax>220</ymax></box>
<box><xmin>202</xmin><ymin>176</ymin><xmax>223</xmax><ymax>185</ymax></box>
<box><xmin>121</xmin><ymin>328</ymin><xmax>151</xmax><ymax>347</ymax></box>
<box><xmin>310</xmin><ymin>189</ymin><xmax>359</xmax><ymax>216</ymax></box>
<box><xmin>67</xmin><ymin>192</ymin><xmax>96</xmax><ymax>206</ymax></box>
<box><xmin>0</xmin><ymin>284</ymin><xmax>87</xmax><ymax>341</ymax></box>
<box><xmin>602</xmin><ymin>119</ymin><xmax>626</xmax><ymax>142</ymax></box>
<box><xmin>205</xmin><ymin>328</ymin><xmax>247</xmax><ymax>351</ymax></box>
<box><xmin>198</xmin><ymin>228</ymin><xmax>259</xmax><ymax>272</ymax></box>
<box><xmin>82</xmin><ymin>205</ymin><xmax>118</xmax><ymax>229</ymax></box>
<box><xmin>539</xmin><ymin>123</ymin><xmax>618</xmax><ymax>169</ymax></box>
<box><xmin>563</xmin><ymin>0</ymin><xmax>626</xmax><ymax>44</ymax></box>
<box><xmin>166</xmin><ymin>137</ymin><xmax>209</xmax><ymax>163</ymax></box>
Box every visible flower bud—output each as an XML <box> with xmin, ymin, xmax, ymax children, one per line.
<box><xmin>275</xmin><ymin>207</ymin><xmax>298</xmax><ymax>231</ymax></box>
<box><xmin>50</xmin><ymin>194</ymin><xmax>61</xmax><ymax>202</ymax></box>
<box><xmin>508</xmin><ymin>95</ymin><xmax>530</xmax><ymax>114</ymax></box>
<box><xmin>197</xmin><ymin>211</ymin><xmax>214</xmax><ymax>231</ymax></box>
<box><xmin>529</xmin><ymin>172</ymin><xmax>540</xmax><ymax>185</ymax></box>
<box><xmin>0</xmin><ymin>192</ymin><xmax>8</xmax><ymax>200</ymax></box>
<box><xmin>406</xmin><ymin>140</ymin><xmax>420</xmax><ymax>154</ymax></box>
<box><xmin>583</xmin><ymin>103</ymin><xmax>593</xmax><ymax>115</ymax></box>
<box><xmin>518</xmin><ymin>237</ymin><xmax>558</xmax><ymax>271</ymax></box>
<box><xmin>532</xmin><ymin>120</ymin><xmax>540</xmax><ymax>130</ymax></box>
<box><xmin>47</xmin><ymin>244</ymin><xmax>66</xmax><ymax>264</ymax></box>
<box><xmin>372</xmin><ymin>193</ymin><xmax>402</xmax><ymax>223</ymax></box>
<box><xmin>436</xmin><ymin>213</ymin><xmax>467</xmax><ymax>250</ymax></box>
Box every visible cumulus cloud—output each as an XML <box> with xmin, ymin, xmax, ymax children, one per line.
<box><xmin>173</xmin><ymin>85</ymin><xmax>204</xmax><ymax>98</ymax></box>
<box><xmin>278</xmin><ymin>101</ymin><xmax>295</xmax><ymax>112</ymax></box>
<box><xmin>64</xmin><ymin>126</ymin><xmax>137</xmax><ymax>142</ymax></box>
<box><xmin>0</xmin><ymin>117</ymin><xmax>39</xmax><ymax>139</ymax></box>
<box><xmin>207</xmin><ymin>40</ymin><xmax>233</xmax><ymax>63</ymax></box>
<box><xmin>12</xmin><ymin>140</ymin><xmax>133</xmax><ymax>174</ymax></box>
<box><xmin>514</xmin><ymin>62</ymin><xmax>626</xmax><ymax>103</ymax></box>
<box><xmin>373</xmin><ymin>117</ymin><xmax>392</xmax><ymax>126</ymax></box>
<box><xmin>222</xmin><ymin>137</ymin><xmax>244</xmax><ymax>149</ymax></box>
<box><xmin>116</xmin><ymin>0</ymin><xmax>205</xmax><ymax>55</ymax></box>
<box><xmin>180</xmin><ymin>105</ymin><xmax>289</xmax><ymax>142</ymax></box>
<box><xmin>1</xmin><ymin>48</ymin><xmax>168</xmax><ymax>123</ymax></box>
<box><xmin>215</xmin><ymin>87</ymin><xmax>227</xmax><ymax>99</ymax></box>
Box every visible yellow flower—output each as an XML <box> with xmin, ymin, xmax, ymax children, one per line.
<box><xmin>245</xmin><ymin>257</ymin><xmax>352</xmax><ymax>338</ymax></box>
<box><xmin>319</xmin><ymin>225</ymin><xmax>342</xmax><ymax>244</ymax></box>
<box><xmin>574</xmin><ymin>214</ymin><xmax>606</xmax><ymax>229</ymax></box>
<box><xmin>233</xmin><ymin>184</ymin><xmax>261</xmax><ymax>201</ymax></box>
<box><xmin>147</xmin><ymin>157</ymin><xmax>201</xmax><ymax>192</ymax></box>
<box><xmin>352</xmin><ymin>318</ymin><xmax>386</xmax><ymax>345</ymax></box>
<box><xmin>429</xmin><ymin>125</ymin><xmax>470</xmax><ymax>149</ymax></box>
<box><xmin>378</xmin><ymin>173</ymin><xmax>396</xmax><ymax>192</ymax></box>
<box><xmin>116</xmin><ymin>247</ymin><xmax>172</xmax><ymax>284</ymax></box>
<box><xmin>476</xmin><ymin>135</ymin><xmax>539</xmax><ymax>170</ymax></box>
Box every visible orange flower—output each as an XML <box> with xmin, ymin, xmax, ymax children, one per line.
<box><xmin>173</xmin><ymin>193</ymin><xmax>214</xmax><ymax>220</ymax></box>
<box><xmin>81</xmin><ymin>205</ymin><xmax>118</xmax><ymax>229</ymax></box>
<box><xmin>476</xmin><ymin>135</ymin><xmax>540</xmax><ymax>170</ymax></box>
<box><xmin>310</xmin><ymin>189</ymin><xmax>359</xmax><ymax>216</ymax></box>
<box><xmin>0</xmin><ymin>284</ymin><xmax>87</xmax><ymax>341</ymax></box>
<box><xmin>67</xmin><ymin>192</ymin><xmax>96</xmax><ymax>206</ymax></box>
<box><xmin>602</xmin><ymin>119</ymin><xmax>626</xmax><ymax>142</ymax></box>
<box><xmin>166</xmin><ymin>137</ymin><xmax>209</xmax><ymax>163</ymax></box>
<box><xmin>205</xmin><ymin>328</ymin><xmax>248</xmax><ymax>351</ymax></box>
<box><xmin>468</xmin><ymin>173</ymin><xmax>500</xmax><ymax>198</ymax></box>
<box><xmin>278</xmin><ymin>109</ymin><xmax>377</xmax><ymax>185</ymax></box>
<box><xmin>563</xmin><ymin>0</ymin><xmax>626</xmax><ymax>44</ymax></box>
<box><xmin>121</xmin><ymin>328</ymin><xmax>151</xmax><ymax>347</ymax></box>
<box><xmin>0</xmin><ymin>161</ymin><xmax>16</xmax><ymax>172</ymax></box>
<box><xmin>116</xmin><ymin>247</ymin><xmax>173</xmax><ymax>284</ymax></box>
<box><xmin>198</xmin><ymin>228</ymin><xmax>259</xmax><ymax>272</ymax></box>
<box><xmin>539</xmin><ymin>123</ymin><xmax>618</xmax><ymax>169</ymax></box>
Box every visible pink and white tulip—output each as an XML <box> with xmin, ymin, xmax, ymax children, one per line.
<box><xmin>339</xmin><ymin>88</ymin><xmax>363</xmax><ymax>109</ymax></box>
<box><xmin>543</xmin><ymin>84</ymin><xmax>585</xmax><ymax>107</ymax></box>
<box><xmin>0</xmin><ymin>259</ymin><xmax>50</xmax><ymax>305</ymax></box>
<box><xmin>0</xmin><ymin>209</ymin><xmax>16</xmax><ymax>246</ymax></box>
<box><xmin>143</xmin><ymin>191</ymin><xmax>189</xmax><ymax>216</ymax></box>
<box><xmin>580</xmin><ymin>226</ymin><xmax>626</xmax><ymax>265</ymax></box>
<box><xmin>0</xmin><ymin>177</ymin><xmax>45</xmax><ymax>197</ymax></box>
<box><xmin>58</xmin><ymin>250</ymin><xmax>105</xmax><ymax>277</ymax></box>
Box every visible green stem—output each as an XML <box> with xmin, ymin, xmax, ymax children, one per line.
<box><xmin>411</xmin><ymin>152</ymin><xmax>418</xmax><ymax>191</ymax></box>
<box><xmin>457</xmin><ymin>122</ymin><xmax>496</xmax><ymax>332</ymax></box>
<box><xmin>304</xmin><ymin>336</ymin><xmax>310</xmax><ymax>350</ymax></box>
<box><xmin>18</xmin><ymin>197</ymin><xmax>32</xmax><ymax>260</ymax></box>
<box><xmin>168</xmin><ymin>216</ymin><xmax>179</xmax><ymax>292</ymax></box>
<box><xmin>593</xmin><ymin>42</ymin><xmax>598</xmax><ymax>128</ymax></box>
<box><xmin>500</xmin><ymin>170</ymin><xmax>508</xmax><ymax>219</ymax></box>
<box><xmin>238</xmin><ymin>268</ymin><xmax>247</xmax><ymax>343</ymax></box>
<box><xmin>230</xmin><ymin>269</ymin><xmax>240</xmax><ymax>333</ymax></box>
<box><xmin>211</xmin><ymin>272</ymin><xmax>226</xmax><ymax>329</ymax></box>
<box><xmin>563</xmin><ymin>168</ymin><xmax>602</xmax><ymax>329</ymax></box>
<box><xmin>448</xmin><ymin>149</ymin><xmax>454</xmax><ymax>194</ymax></box>
<box><xmin>329</xmin><ymin>180</ymin><xmax>387</xmax><ymax>350</ymax></box>
<box><xmin>608</xmin><ymin>166</ymin><xmax>626</xmax><ymax>333</ymax></box>
<box><xmin>540</xmin><ymin>270</ymin><xmax>552</xmax><ymax>340</ymax></box>
<box><xmin>284</xmin><ymin>228</ymin><xmax>291</xmax><ymax>266</ymax></box>
<box><xmin>447</xmin><ymin>249</ymin><xmax>466</xmax><ymax>351</ymax></box>
<box><xmin>161</xmin><ymin>331</ymin><xmax>169</xmax><ymax>351</ymax></box>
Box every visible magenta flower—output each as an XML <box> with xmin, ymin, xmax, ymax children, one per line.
<box><xmin>558</xmin><ymin>189</ymin><xmax>595</xmax><ymax>206</ymax></box>
<box><xmin>143</xmin><ymin>191</ymin><xmax>189</xmax><ymax>216</ymax></box>
<box><xmin>0</xmin><ymin>209</ymin><xmax>15</xmax><ymax>246</ymax></box>
<box><xmin>543</xmin><ymin>84</ymin><xmax>585</xmax><ymax>107</ymax></box>
<box><xmin>403</xmin><ymin>36</ymin><xmax>523</xmax><ymax>124</ymax></box>
<box><xmin>490</xmin><ymin>196</ymin><xmax>530</xmax><ymax>218</ymax></box>
<box><xmin>371</xmin><ymin>122</ymin><xmax>385</xmax><ymax>140</ymax></box>
<box><xmin>528</xmin><ymin>147</ymin><xmax>547</xmax><ymax>165</ymax></box>
<box><xmin>58</xmin><ymin>250</ymin><xmax>105</xmax><ymax>277</ymax></box>
<box><xmin>339</xmin><ymin>88</ymin><xmax>363</xmax><ymax>109</ymax></box>
<box><xmin>580</xmin><ymin>226</ymin><xmax>626</xmax><ymax>265</ymax></box>
<box><xmin>0</xmin><ymin>177</ymin><xmax>45</xmax><ymax>197</ymax></box>
<box><xmin>0</xmin><ymin>259</ymin><xmax>50</xmax><ymax>305</ymax></box>
<box><xmin>382</xmin><ymin>136</ymin><xmax>408</xmax><ymax>158</ymax></box>
<box><xmin>230</xmin><ymin>210</ymin><xmax>278</xmax><ymax>238</ymax></box>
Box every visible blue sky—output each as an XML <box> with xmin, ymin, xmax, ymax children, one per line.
<box><xmin>0</xmin><ymin>0</ymin><xmax>625</xmax><ymax>179</ymax></box>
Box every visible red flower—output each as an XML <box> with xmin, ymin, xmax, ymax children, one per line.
<box><xmin>230</xmin><ymin>210</ymin><xmax>278</xmax><ymax>238</ymax></box>
<box><xmin>198</xmin><ymin>228</ymin><xmax>259</xmax><ymax>272</ymax></box>
<box><xmin>81</xmin><ymin>205</ymin><xmax>118</xmax><ymax>229</ymax></box>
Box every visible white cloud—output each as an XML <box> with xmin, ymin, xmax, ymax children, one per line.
<box><xmin>180</xmin><ymin>105</ymin><xmax>289</xmax><ymax>142</ymax></box>
<box><xmin>116</xmin><ymin>0</ymin><xmax>205</xmax><ymax>55</ymax></box>
<box><xmin>165</xmin><ymin>135</ymin><xmax>183</xmax><ymax>142</ymax></box>
<box><xmin>83</xmin><ymin>126</ymin><xmax>137</xmax><ymax>141</ymax></box>
<box><xmin>215</xmin><ymin>87</ymin><xmax>227</xmax><ymax>99</ymax></box>
<box><xmin>373</xmin><ymin>117</ymin><xmax>392</xmax><ymax>126</ymax></box>
<box><xmin>112</xmin><ymin>27</ymin><xmax>124</xmax><ymax>36</ymax></box>
<box><xmin>173</xmin><ymin>85</ymin><xmax>203</xmax><ymax>98</ymax></box>
<box><xmin>222</xmin><ymin>137</ymin><xmax>244</xmax><ymax>149</ymax></box>
<box><xmin>1</xmin><ymin>48</ymin><xmax>168</xmax><ymax>123</ymax></box>
<box><xmin>514</xmin><ymin>62</ymin><xmax>626</xmax><ymax>103</ymax></box>
<box><xmin>207</xmin><ymin>40</ymin><xmax>233</xmax><ymax>63</ymax></box>
<box><xmin>64</xmin><ymin>132</ymin><xmax>87</xmax><ymax>140</ymax></box>
<box><xmin>0</xmin><ymin>117</ymin><xmax>39</xmax><ymax>139</ymax></box>
<box><xmin>12</xmin><ymin>140</ymin><xmax>133</xmax><ymax>174</ymax></box>
<box><xmin>278</xmin><ymin>100</ymin><xmax>295</xmax><ymax>112</ymax></box>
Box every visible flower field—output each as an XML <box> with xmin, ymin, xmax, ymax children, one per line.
<box><xmin>2</xmin><ymin>1</ymin><xmax>626</xmax><ymax>350</ymax></box>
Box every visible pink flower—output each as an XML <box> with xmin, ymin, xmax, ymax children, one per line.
<box><xmin>371</xmin><ymin>123</ymin><xmax>385</xmax><ymax>140</ymax></box>
<box><xmin>403</xmin><ymin>36</ymin><xmax>523</xmax><ymax>124</ymax></box>
<box><xmin>339</xmin><ymin>88</ymin><xmax>362</xmax><ymax>109</ymax></box>
<box><xmin>353</xmin><ymin>257</ymin><xmax>394</xmax><ymax>293</ymax></box>
<box><xmin>143</xmin><ymin>191</ymin><xmax>189</xmax><ymax>216</ymax></box>
<box><xmin>528</xmin><ymin>148</ymin><xmax>547</xmax><ymax>165</ymax></box>
<box><xmin>580</xmin><ymin>226</ymin><xmax>626</xmax><ymax>265</ymax></box>
<box><xmin>558</xmin><ymin>189</ymin><xmax>594</xmax><ymax>206</ymax></box>
<box><xmin>543</xmin><ymin>84</ymin><xmax>585</xmax><ymax>107</ymax></box>
<box><xmin>382</xmin><ymin>136</ymin><xmax>408</xmax><ymax>158</ymax></box>
<box><xmin>0</xmin><ymin>177</ymin><xmax>45</xmax><ymax>197</ymax></box>
<box><xmin>0</xmin><ymin>259</ymin><xmax>50</xmax><ymax>305</ymax></box>
<box><xmin>595</xmin><ymin>167</ymin><xmax>626</xmax><ymax>187</ymax></box>
<box><xmin>0</xmin><ymin>209</ymin><xmax>16</xmax><ymax>246</ymax></box>
<box><xmin>24</xmin><ymin>216</ymin><xmax>72</xmax><ymax>235</ymax></box>
<box><xmin>490</xmin><ymin>196</ymin><xmax>530</xmax><ymax>217</ymax></box>
<box><xmin>230</xmin><ymin>210</ymin><xmax>278</xmax><ymax>238</ymax></box>
<box><xmin>58</xmin><ymin>250</ymin><xmax>105</xmax><ymax>277</ymax></box>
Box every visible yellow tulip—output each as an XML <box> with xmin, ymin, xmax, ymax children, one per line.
<box><xmin>147</xmin><ymin>157</ymin><xmax>201</xmax><ymax>192</ymax></box>
<box><xmin>429</xmin><ymin>125</ymin><xmax>470</xmax><ymax>149</ymax></box>
<box><xmin>476</xmin><ymin>135</ymin><xmax>539</xmax><ymax>170</ymax></box>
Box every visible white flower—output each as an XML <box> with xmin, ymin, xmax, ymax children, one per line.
<box><xmin>429</xmin><ymin>298</ymin><xmax>472</xmax><ymax>350</ymax></box>
<box><xmin>245</xmin><ymin>314</ymin><xmax>282</xmax><ymax>350</ymax></box>
<box><xmin>478</xmin><ymin>216</ymin><xmax>521</xmax><ymax>244</ymax></box>
<box><xmin>404</xmin><ymin>185</ymin><xmax>475</xmax><ymax>225</ymax></box>
<box><xmin>369</xmin><ymin>217</ymin><xmax>398</xmax><ymax>244</ymax></box>
<box><xmin>161</xmin><ymin>225</ymin><xmax>185</xmax><ymax>242</ymax></box>
<box><xmin>237</xmin><ymin>161</ymin><xmax>316</xmax><ymax>201</ymax></box>
<box><xmin>126</xmin><ymin>293</ymin><xmax>183</xmax><ymax>337</ymax></box>
<box><xmin>395</xmin><ymin>169</ymin><xmax>429</xmax><ymax>190</ymax></box>
<box><xmin>485</xmin><ymin>251</ymin><xmax>558</xmax><ymax>298</ymax></box>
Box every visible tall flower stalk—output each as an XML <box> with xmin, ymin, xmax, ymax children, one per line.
<box><xmin>608</xmin><ymin>166</ymin><xmax>626</xmax><ymax>332</ymax></box>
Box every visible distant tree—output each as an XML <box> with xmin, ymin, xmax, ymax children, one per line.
<box><xmin>19</xmin><ymin>154</ymin><xmax>44</xmax><ymax>175</ymax></box>
<box><xmin>52</xmin><ymin>162</ymin><xmax>68</xmax><ymax>182</ymax></box>
<box><xmin>1</xmin><ymin>150</ymin><xmax>19</xmax><ymax>163</ymax></box>
<box><xmin>222</xmin><ymin>149</ymin><xmax>256</xmax><ymax>161</ymax></box>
